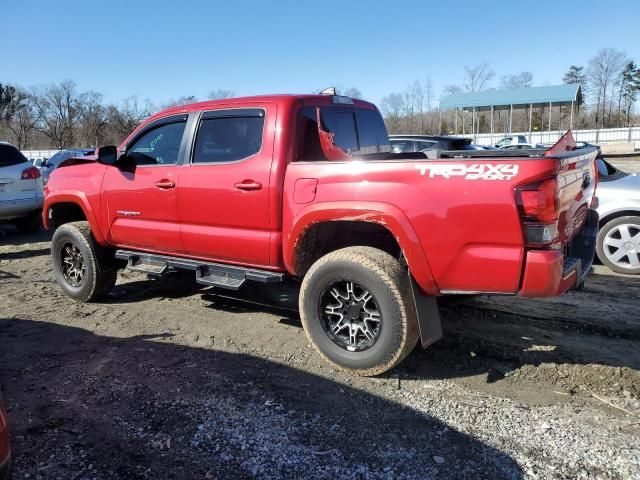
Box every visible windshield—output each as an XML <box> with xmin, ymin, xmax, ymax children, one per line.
<box><xmin>297</xmin><ymin>106</ymin><xmax>390</xmax><ymax>161</ymax></box>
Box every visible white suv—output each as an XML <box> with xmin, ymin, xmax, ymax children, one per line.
<box><xmin>0</xmin><ymin>142</ymin><xmax>44</xmax><ymax>233</ymax></box>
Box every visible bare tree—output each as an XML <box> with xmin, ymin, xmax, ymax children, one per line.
<box><xmin>403</xmin><ymin>90</ymin><xmax>414</xmax><ymax>132</ymax></box>
<box><xmin>106</xmin><ymin>96</ymin><xmax>152</xmax><ymax>142</ymax></box>
<box><xmin>208</xmin><ymin>89</ymin><xmax>235</xmax><ymax>100</ymax></box>
<box><xmin>341</xmin><ymin>87</ymin><xmax>363</xmax><ymax>99</ymax></box>
<box><xmin>424</xmin><ymin>78</ymin><xmax>436</xmax><ymax>133</ymax></box>
<box><xmin>588</xmin><ymin>48</ymin><xmax>627</xmax><ymax>128</ymax></box>
<box><xmin>32</xmin><ymin>80</ymin><xmax>84</xmax><ymax>149</ymax></box>
<box><xmin>442</xmin><ymin>84</ymin><xmax>463</xmax><ymax>98</ymax></box>
<box><xmin>379</xmin><ymin>93</ymin><xmax>405</xmax><ymax>134</ymax></box>
<box><xmin>5</xmin><ymin>89</ymin><xmax>39</xmax><ymax>149</ymax></box>
<box><xmin>80</xmin><ymin>91</ymin><xmax>107</xmax><ymax>147</ymax></box>
<box><xmin>163</xmin><ymin>95</ymin><xmax>198</xmax><ymax>108</ymax></box>
<box><xmin>462</xmin><ymin>63</ymin><xmax>495</xmax><ymax>92</ymax></box>
<box><xmin>424</xmin><ymin>77</ymin><xmax>434</xmax><ymax>112</ymax></box>
<box><xmin>411</xmin><ymin>81</ymin><xmax>425</xmax><ymax>133</ymax></box>
<box><xmin>500</xmin><ymin>72</ymin><xmax>533</xmax><ymax>89</ymax></box>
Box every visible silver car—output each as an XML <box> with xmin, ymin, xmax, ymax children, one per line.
<box><xmin>0</xmin><ymin>142</ymin><xmax>44</xmax><ymax>233</ymax></box>
<box><xmin>595</xmin><ymin>157</ymin><xmax>640</xmax><ymax>274</ymax></box>
<box><xmin>41</xmin><ymin>149</ymin><xmax>93</xmax><ymax>185</ymax></box>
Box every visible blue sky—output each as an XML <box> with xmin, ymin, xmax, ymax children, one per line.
<box><xmin>3</xmin><ymin>0</ymin><xmax>639</xmax><ymax>106</ymax></box>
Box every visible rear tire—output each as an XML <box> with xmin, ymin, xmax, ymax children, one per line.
<box><xmin>299</xmin><ymin>247</ymin><xmax>419</xmax><ymax>376</ymax></box>
<box><xmin>596</xmin><ymin>216</ymin><xmax>640</xmax><ymax>275</ymax></box>
<box><xmin>13</xmin><ymin>211</ymin><xmax>41</xmax><ymax>234</ymax></box>
<box><xmin>51</xmin><ymin>221</ymin><xmax>117</xmax><ymax>302</ymax></box>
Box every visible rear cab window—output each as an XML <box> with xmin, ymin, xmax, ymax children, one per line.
<box><xmin>296</xmin><ymin>105</ymin><xmax>390</xmax><ymax>161</ymax></box>
<box><xmin>0</xmin><ymin>144</ymin><xmax>28</xmax><ymax>167</ymax></box>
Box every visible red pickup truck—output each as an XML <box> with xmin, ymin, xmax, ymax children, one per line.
<box><xmin>43</xmin><ymin>92</ymin><xmax>598</xmax><ymax>376</ymax></box>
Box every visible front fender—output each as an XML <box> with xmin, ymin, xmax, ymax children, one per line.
<box><xmin>284</xmin><ymin>201</ymin><xmax>439</xmax><ymax>295</ymax></box>
<box><xmin>43</xmin><ymin>190</ymin><xmax>107</xmax><ymax>244</ymax></box>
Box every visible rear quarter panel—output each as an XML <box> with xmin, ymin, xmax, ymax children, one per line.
<box><xmin>284</xmin><ymin>157</ymin><xmax>561</xmax><ymax>294</ymax></box>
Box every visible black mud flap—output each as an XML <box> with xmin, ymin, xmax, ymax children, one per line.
<box><xmin>409</xmin><ymin>275</ymin><xmax>443</xmax><ymax>348</ymax></box>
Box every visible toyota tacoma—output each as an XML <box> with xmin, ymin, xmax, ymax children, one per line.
<box><xmin>43</xmin><ymin>92</ymin><xmax>599</xmax><ymax>375</ymax></box>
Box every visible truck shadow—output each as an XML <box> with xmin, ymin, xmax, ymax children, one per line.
<box><xmin>0</xmin><ymin>226</ymin><xmax>52</xmax><ymax>245</ymax></box>
<box><xmin>0</xmin><ymin>318</ymin><xmax>524</xmax><ymax>479</ymax></box>
<box><xmin>106</xmin><ymin>269</ymin><xmax>640</xmax><ymax>387</ymax></box>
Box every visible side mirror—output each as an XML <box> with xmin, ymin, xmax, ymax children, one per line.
<box><xmin>96</xmin><ymin>146</ymin><xmax>118</xmax><ymax>166</ymax></box>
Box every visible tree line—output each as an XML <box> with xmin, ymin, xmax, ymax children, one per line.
<box><xmin>0</xmin><ymin>83</ymin><xmax>237</xmax><ymax>150</ymax></box>
<box><xmin>1</xmin><ymin>47</ymin><xmax>639</xmax><ymax>150</ymax></box>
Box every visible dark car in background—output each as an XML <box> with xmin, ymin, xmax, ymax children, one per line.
<box><xmin>389</xmin><ymin>135</ymin><xmax>478</xmax><ymax>153</ymax></box>
<box><xmin>0</xmin><ymin>391</ymin><xmax>10</xmax><ymax>480</ymax></box>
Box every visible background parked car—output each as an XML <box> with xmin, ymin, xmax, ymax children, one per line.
<box><xmin>389</xmin><ymin>135</ymin><xmax>478</xmax><ymax>153</ymax></box>
<box><xmin>0</xmin><ymin>390</ymin><xmax>10</xmax><ymax>480</ymax></box>
<box><xmin>0</xmin><ymin>142</ymin><xmax>43</xmax><ymax>234</ymax></box>
<box><xmin>595</xmin><ymin>157</ymin><xmax>640</xmax><ymax>275</ymax></box>
<box><xmin>494</xmin><ymin>135</ymin><xmax>529</xmax><ymax>148</ymax></box>
<box><xmin>497</xmin><ymin>143</ymin><xmax>546</xmax><ymax>150</ymax></box>
<box><xmin>41</xmin><ymin>149</ymin><xmax>93</xmax><ymax>185</ymax></box>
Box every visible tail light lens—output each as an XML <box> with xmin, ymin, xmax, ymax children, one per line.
<box><xmin>516</xmin><ymin>177</ymin><xmax>560</xmax><ymax>247</ymax></box>
<box><xmin>21</xmin><ymin>166</ymin><xmax>41</xmax><ymax>179</ymax></box>
<box><xmin>517</xmin><ymin>178</ymin><xmax>558</xmax><ymax>223</ymax></box>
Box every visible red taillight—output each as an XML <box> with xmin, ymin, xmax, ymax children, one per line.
<box><xmin>516</xmin><ymin>177</ymin><xmax>560</xmax><ymax>246</ymax></box>
<box><xmin>517</xmin><ymin>178</ymin><xmax>558</xmax><ymax>223</ymax></box>
<box><xmin>21</xmin><ymin>166</ymin><xmax>41</xmax><ymax>180</ymax></box>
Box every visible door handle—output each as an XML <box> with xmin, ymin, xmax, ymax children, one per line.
<box><xmin>234</xmin><ymin>180</ymin><xmax>262</xmax><ymax>191</ymax></box>
<box><xmin>154</xmin><ymin>180</ymin><xmax>176</xmax><ymax>189</ymax></box>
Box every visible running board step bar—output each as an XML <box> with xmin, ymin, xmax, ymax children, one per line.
<box><xmin>115</xmin><ymin>250</ymin><xmax>283</xmax><ymax>290</ymax></box>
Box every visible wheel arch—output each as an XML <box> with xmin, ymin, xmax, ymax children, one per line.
<box><xmin>285</xmin><ymin>202</ymin><xmax>439</xmax><ymax>295</ymax></box>
<box><xmin>44</xmin><ymin>191</ymin><xmax>106</xmax><ymax>244</ymax></box>
<box><xmin>598</xmin><ymin>209</ymin><xmax>640</xmax><ymax>228</ymax></box>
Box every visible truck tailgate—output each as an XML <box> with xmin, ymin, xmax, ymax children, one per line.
<box><xmin>544</xmin><ymin>132</ymin><xmax>598</xmax><ymax>247</ymax></box>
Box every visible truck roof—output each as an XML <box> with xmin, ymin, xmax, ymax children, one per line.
<box><xmin>157</xmin><ymin>94</ymin><xmax>377</xmax><ymax>119</ymax></box>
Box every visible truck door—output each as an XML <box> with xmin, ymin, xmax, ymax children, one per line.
<box><xmin>101</xmin><ymin>114</ymin><xmax>189</xmax><ymax>253</ymax></box>
<box><xmin>176</xmin><ymin>106</ymin><xmax>275</xmax><ymax>267</ymax></box>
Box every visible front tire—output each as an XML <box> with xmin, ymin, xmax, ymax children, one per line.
<box><xmin>596</xmin><ymin>216</ymin><xmax>640</xmax><ymax>275</ymax></box>
<box><xmin>51</xmin><ymin>221</ymin><xmax>117</xmax><ymax>302</ymax></box>
<box><xmin>299</xmin><ymin>247</ymin><xmax>419</xmax><ymax>376</ymax></box>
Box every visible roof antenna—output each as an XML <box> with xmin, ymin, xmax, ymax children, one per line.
<box><xmin>320</xmin><ymin>87</ymin><xmax>336</xmax><ymax>96</ymax></box>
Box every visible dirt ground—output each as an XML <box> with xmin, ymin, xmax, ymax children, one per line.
<box><xmin>0</xmin><ymin>157</ymin><xmax>639</xmax><ymax>479</ymax></box>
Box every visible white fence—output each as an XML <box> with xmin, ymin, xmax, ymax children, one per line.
<box><xmin>467</xmin><ymin>127</ymin><xmax>640</xmax><ymax>149</ymax></box>
<box><xmin>21</xmin><ymin>149</ymin><xmax>60</xmax><ymax>161</ymax></box>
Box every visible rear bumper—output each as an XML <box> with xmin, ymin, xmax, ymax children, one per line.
<box><xmin>0</xmin><ymin>197</ymin><xmax>43</xmax><ymax>220</ymax></box>
<box><xmin>519</xmin><ymin>209</ymin><xmax>598</xmax><ymax>297</ymax></box>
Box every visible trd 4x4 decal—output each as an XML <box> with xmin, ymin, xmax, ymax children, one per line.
<box><xmin>416</xmin><ymin>163</ymin><xmax>519</xmax><ymax>180</ymax></box>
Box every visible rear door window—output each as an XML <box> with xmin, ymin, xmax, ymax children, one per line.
<box><xmin>193</xmin><ymin>109</ymin><xmax>265</xmax><ymax>164</ymax></box>
<box><xmin>0</xmin><ymin>144</ymin><xmax>27</xmax><ymax>167</ymax></box>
